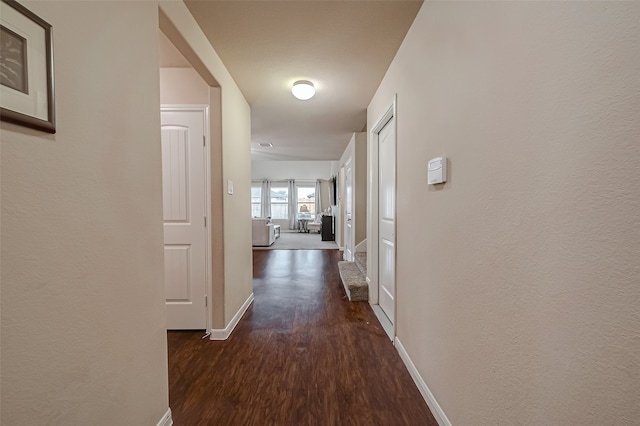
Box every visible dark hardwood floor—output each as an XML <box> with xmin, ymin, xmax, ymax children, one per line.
<box><xmin>168</xmin><ymin>249</ymin><xmax>438</xmax><ymax>425</ymax></box>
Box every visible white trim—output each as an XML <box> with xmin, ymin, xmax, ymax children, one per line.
<box><xmin>371</xmin><ymin>304</ymin><xmax>393</xmax><ymax>341</ymax></box>
<box><xmin>395</xmin><ymin>338</ymin><xmax>452</xmax><ymax>426</ymax></box>
<box><xmin>209</xmin><ymin>293</ymin><xmax>254</xmax><ymax>340</ymax></box>
<box><xmin>340</xmin><ymin>143</ymin><xmax>355</xmax><ymax>262</ymax></box>
<box><xmin>156</xmin><ymin>408</ymin><xmax>173</xmax><ymax>426</ymax></box>
<box><xmin>203</xmin><ymin>107</ymin><xmax>212</xmax><ymax>334</ymax></box>
<box><xmin>354</xmin><ymin>239</ymin><xmax>367</xmax><ymax>253</ymax></box>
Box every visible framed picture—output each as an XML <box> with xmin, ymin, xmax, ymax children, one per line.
<box><xmin>0</xmin><ymin>0</ymin><xmax>55</xmax><ymax>133</ymax></box>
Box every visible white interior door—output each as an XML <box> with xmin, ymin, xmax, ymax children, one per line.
<box><xmin>161</xmin><ymin>108</ymin><xmax>207</xmax><ymax>330</ymax></box>
<box><xmin>344</xmin><ymin>157</ymin><xmax>354</xmax><ymax>261</ymax></box>
<box><xmin>378</xmin><ymin>116</ymin><xmax>396</xmax><ymax>324</ymax></box>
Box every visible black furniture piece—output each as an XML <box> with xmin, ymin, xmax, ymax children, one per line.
<box><xmin>321</xmin><ymin>215</ymin><xmax>335</xmax><ymax>241</ymax></box>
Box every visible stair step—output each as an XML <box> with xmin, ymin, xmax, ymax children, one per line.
<box><xmin>354</xmin><ymin>252</ymin><xmax>367</xmax><ymax>277</ymax></box>
<box><xmin>338</xmin><ymin>261</ymin><xmax>368</xmax><ymax>302</ymax></box>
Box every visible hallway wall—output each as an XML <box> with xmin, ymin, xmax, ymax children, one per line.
<box><xmin>1</xmin><ymin>1</ymin><xmax>168</xmax><ymax>424</ymax></box>
<box><xmin>368</xmin><ymin>2</ymin><xmax>640</xmax><ymax>425</ymax></box>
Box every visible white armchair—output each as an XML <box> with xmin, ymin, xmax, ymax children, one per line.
<box><xmin>252</xmin><ymin>218</ymin><xmax>276</xmax><ymax>246</ymax></box>
<box><xmin>307</xmin><ymin>214</ymin><xmax>322</xmax><ymax>233</ymax></box>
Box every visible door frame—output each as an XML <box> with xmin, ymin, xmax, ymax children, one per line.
<box><xmin>336</xmin><ymin>165</ymin><xmax>345</xmax><ymax>249</ymax></box>
<box><xmin>161</xmin><ymin>104</ymin><xmax>212</xmax><ymax>331</ymax></box>
<box><xmin>343</xmin><ymin>155</ymin><xmax>354</xmax><ymax>261</ymax></box>
<box><xmin>368</xmin><ymin>95</ymin><xmax>397</xmax><ymax>340</ymax></box>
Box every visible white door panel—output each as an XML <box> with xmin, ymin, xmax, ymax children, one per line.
<box><xmin>164</xmin><ymin>245</ymin><xmax>191</xmax><ymax>300</ymax></box>
<box><xmin>378</xmin><ymin>116</ymin><xmax>395</xmax><ymax>324</ymax></box>
<box><xmin>161</xmin><ymin>127</ymin><xmax>189</xmax><ymax>221</ymax></box>
<box><xmin>161</xmin><ymin>109</ymin><xmax>207</xmax><ymax>330</ymax></box>
<box><xmin>379</xmin><ymin>238</ymin><xmax>395</xmax><ymax>316</ymax></box>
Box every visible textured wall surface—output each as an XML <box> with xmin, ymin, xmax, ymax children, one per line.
<box><xmin>369</xmin><ymin>2</ymin><xmax>640</xmax><ymax>424</ymax></box>
<box><xmin>1</xmin><ymin>2</ymin><xmax>169</xmax><ymax>424</ymax></box>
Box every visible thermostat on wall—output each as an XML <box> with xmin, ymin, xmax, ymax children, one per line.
<box><xmin>428</xmin><ymin>157</ymin><xmax>447</xmax><ymax>185</ymax></box>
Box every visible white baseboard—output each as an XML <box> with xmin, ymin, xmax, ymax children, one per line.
<box><xmin>366</xmin><ymin>276</ymin><xmax>377</xmax><ymax>304</ymax></box>
<box><xmin>395</xmin><ymin>337</ymin><xmax>452</xmax><ymax>426</ymax></box>
<box><xmin>209</xmin><ymin>293</ymin><xmax>254</xmax><ymax>340</ymax></box>
<box><xmin>371</xmin><ymin>304</ymin><xmax>393</xmax><ymax>341</ymax></box>
<box><xmin>156</xmin><ymin>408</ymin><xmax>172</xmax><ymax>426</ymax></box>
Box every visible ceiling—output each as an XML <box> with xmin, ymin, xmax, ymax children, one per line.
<box><xmin>160</xmin><ymin>1</ymin><xmax>423</xmax><ymax>161</ymax></box>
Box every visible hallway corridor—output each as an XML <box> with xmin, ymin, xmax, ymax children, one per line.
<box><xmin>168</xmin><ymin>249</ymin><xmax>437</xmax><ymax>425</ymax></box>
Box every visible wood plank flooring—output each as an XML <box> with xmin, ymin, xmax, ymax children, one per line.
<box><xmin>168</xmin><ymin>249</ymin><xmax>438</xmax><ymax>425</ymax></box>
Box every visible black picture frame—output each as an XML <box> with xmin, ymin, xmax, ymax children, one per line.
<box><xmin>0</xmin><ymin>0</ymin><xmax>55</xmax><ymax>133</ymax></box>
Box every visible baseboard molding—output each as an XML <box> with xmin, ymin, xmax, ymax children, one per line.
<box><xmin>371</xmin><ymin>304</ymin><xmax>393</xmax><ymax>341</ymax></box>
<box><xmin>209</xmin><ymin>293</ymin><xmax>254</xmax><ymax>340</ymax></box>
<box><xmin>395</xmin><ymin>337</ymin><xmax>452</xmax><ymax>426</ymax></box>
<box><xmin>156</xmin><ymin>408</ymin><xmax>173</xmax><ymax>426</ymax></box>
<box><xmin>366</xmin><ymin>276</ymin><xmax>377</xmax><ymax>304</ymax></box>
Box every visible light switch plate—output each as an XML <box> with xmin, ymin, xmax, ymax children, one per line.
<box><xmin>428</xmin><ymin>157</ymin><xmax>447</xmax><ymax>184</ymax></box>
<box><xmin>227</xmin><ymin>180</ymin><xmax>234</xmax><ymax>195</ymax></box>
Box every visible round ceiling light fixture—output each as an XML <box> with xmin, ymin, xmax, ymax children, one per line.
<box><xmin>291</xmin><ymin>80</ymin><xmax>315</xmax><ymax>100</ymax></box>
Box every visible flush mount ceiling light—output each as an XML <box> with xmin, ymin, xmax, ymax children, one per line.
<box><xmin>291</xmin><ymin>80</ymin><xmax>315</xmax><ymax>100</ymax></box>
<box><xmin>258</xmin><ymin>142</ymin><xmax>273</xmax><ymax>147</ymax></box>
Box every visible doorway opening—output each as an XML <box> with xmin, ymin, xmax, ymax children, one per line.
<box><xmin>158</xmin><ymin>19</ymin><xmax>223</xmax><ymax>332</ymax></box>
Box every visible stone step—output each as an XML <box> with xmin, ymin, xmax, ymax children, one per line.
<box><xmin>338</xmin><ymin>260</ymin><xmax>368</xmax><ymax>302</ymax></box>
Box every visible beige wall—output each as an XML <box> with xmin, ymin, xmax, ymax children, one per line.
<box><xmin>208</xmin><ymin>87</ymin><xmax>226</xmax><ymax>328</ymax></box>
<box><xmin>319</xmin><ymin>180</ymin><xmax>332</xmax><ymax>213</ymax></box>
<box><xmin>369</xmin><ymin>2</ymin><xmax>640</xmax><ymax>425</ymax></box>
<box><xmin>0</xmin><ymin>1</ymin><xmax>169</xmax><ymax>424</ymax></box>
<box><xmin>251</xmin><ymin>160</ymin><xmax>337</xmax><ymax>181</ymax></box>
<box><xmin>160</xmin><ymin>67</ymin><xmax>209</xmax><ymax>105</ymax></box>
<box><xmin>159</xmin><ymin>1</ymin><xmax>253</xmax><ymax>327</ymax></box>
